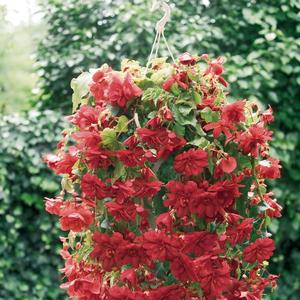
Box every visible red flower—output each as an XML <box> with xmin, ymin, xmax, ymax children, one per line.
<box><xmin>123</xmin><ymin>72</ymin><xmax>143</xmax><ymax>101</ymax></box>
<box><xmin>106</xmin><ymin>200</ymin><xmax>137</xmax><ymax>222</ymax></box>
<box><xmin>164</xmin><ymin>180</ymin><xmax>198</xmax><ymax>217</ymax></box>
<box><xmin>72</xmin><ymin>130</ymin><xmax>101</xmax><ymax>149</ymax></box>
<box><xmin>109</xmin><ymin>73</ymin><xmax>142</xmax><ymax>108</ymax></box>
<box><xmin>205</xmin><ymin>59</ymin><xmax>224</xmax><ymax>76</ymax></box>
<box><xmin>67</xmin><ymin>104</ymin><xmax>101</xmax><ymax>129</ymax></box>
<box><xmin>236</xmin><ymin>124</ymin><xmax>272</xmax><ymax>157</ymax></box>
<box><xmin>141</xmin><ymin>230</ymin><xmax>181</xmax><ymax>261</ymax></box>
<box><xmin>45</xmin><ymin>197</ymin><xmax>63</xmax><ymax>215</ymax></box>
<box><xmin>174</xmin><ymin>148</ymin><xmax>208</xmax><ymax>176</ymax></box>
<box><xmin>256</xmin><ymin>158</ymin><xmax>281</xmax><ymax>179</ymax></box>
<box><xmin>220</xmin><ymin>156</ymin><xmax>237</xmax><ymax>173</ymax></box>
<box><xmin>243</xmin><ymin>238</ymin><xmax>275</xmax><ymax>263</ymax></box>
<box><xmin>133</xmin><ymin>177</ymin><xmax>162</xmax><ymax>200</ymax></box>
<box><xmin>163</xmin><ymin>71</ymin><xmax>189</xmax><ymax>92</ymax></box>
<box><xmin>137</xmin><ymin>127</ymin><xmax>186</xmax><ymax>159</ymax></box>
<box><xmin>148</xmin><ymin>284</ymin><xmax>185</xmax><ymax>300</ymax></box>
<box><xmin>179</xmin><ymin>52</ymin><xmax>197</xmax><ymax>65</ymax></box>
<box><xmin>44</xmin><ymin>151</ymin><xmax>77</xmax><ymax>175</ymax></box>
<box><xmin>263</xmin><ymin>193</ymin><xmax>282</xmax><ymax>218</ymax></box>
<box><xmin>84</xmin><ymin>148</ymin><xmax>112</xmax><ymax>170</ymax></box>
<box><xmin>222</xmin><ymin>100</ymin><xmax>246</xmax><ymax>123</ymax></box>
<box><xmin>124</xmin><ymin>135</ymin><xmax>139</xmax><ymax>149</ymax></box>
<box><xmin>81</xmin><ymin>173</ymin><xmax>107</xmax><ymax>200</ymax></box>
<box><xmin>218</xmin><ymin>76</ymin><xmax>229</xmax><ymax>87</ymax></box>
<box><xmin>170</xmin><ymin>254</ymin><xmax>198</xmax><ymax>282</ymax></box>
<box><xmin>62</xmin><ymin>274</ymin><xmax>103</xmax><ymax>298</ymax></box>
<box><xmin>90</xmin><ymin>232</ymin><xmax>126</xmax><ymax>271</ymax></box>
<box><xmin>59</xmin><ymin>204</ymin><xmax>94</xmax><ymax>232</ymax></box>
<box><xmin>261</xmin><ymin>106</ymin><xmax>274</xmax><ymax>124</ymax></box>
<box><xmin>203</xmin><ymin>57</ymin><xmax>229</xmax><ymax>87</ymax></box>
<box><xmin>89</xmin><ymin>66</ymin><xmax>111</xmax><ymax>103</ymax></box>
<box><xmin>209</xmin><ymin>179</ymin><xmax>242</xmax><ymax>208</ymax></box>
<box><xmin>195</xmin><ymin>256</ymin><xmax>232</xmax><ymax>297</ymax></box>
<box><xmin>203</xmin><ymin>119</ymin><xmax>235</xmax><ymax>141</ymax></box>
<box><xmin>189</xmin><ymin>181</ymin><xmax>218</xmax><ymax>220</ymax></box>
<box><xmin>161</xmin><ymin>106</ymin><xmax>173</xmax><ymax>121</ymax></box>
<box><xmin>108</xmin><ymin>286</ymin><xmax>137</xmax><ymax>300</ymax></box>
<box><xmin>226</xmin><ymin>218</ymin><xmax>253</xmax><ymax>246</ymax></box>
<box><xmin>110</xmin><ymin>180</ymin><xmax>135</xmax><ymax>203</ymax></box>
<box><xmin>116</xmin><ymin>243</ymin><xmax>146</xmax><ymax>267</ymax></box>
<box><xmin>155</xmin><ymin>212</ymin><xmax>173</xmax><ymax>232</ymax></box>
<box><xmin>121</xmin><ymin>269</ymin><xmax>138</xmax><ymax>287</ymax></box>
<box><xmin>117</xmin><ymin>148</ymin><xmax>146</xmax><ymax>167</ymax></box>
<box><xmin>183</xmin><ymin>232</ymin><xmax>220</xmax><ymax>256</ymax></box>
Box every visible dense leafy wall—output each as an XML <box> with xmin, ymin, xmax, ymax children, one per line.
<box><xmin>0</xmin><ymin>110</ymin><xmax>65</xmax><ymax>299</ymax></box>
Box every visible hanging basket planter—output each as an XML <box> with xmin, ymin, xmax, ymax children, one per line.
<box><xmin>44</xmin><ymin>2</ymin><xmax>281</xmax><ymax>299</ymax></box>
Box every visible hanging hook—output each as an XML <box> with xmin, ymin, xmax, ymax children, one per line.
<box><xmin>146</xmin><ymin>1</ymin><xmax>175</xmax><ymax>72</ymax></box>
<box><xmin>151</xmin><ymin>0</ymin><xmax>171</xmax><ymax>34</ymax></box>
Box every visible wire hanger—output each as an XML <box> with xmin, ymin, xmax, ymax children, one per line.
<box><xmin>145</xmin><ymin>0</ymin><xmax>176</xmax><ymax>72</ymax></box>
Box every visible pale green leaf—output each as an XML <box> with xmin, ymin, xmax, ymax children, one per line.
<box><xmin>71</xmin><ymin>72</ymin><xmax>92</xmax><ymax>112</ymax></box>
<box><xmin>115</xmin><ymin>115</ymin><xmax>129</xmax><ymax>133</ymax></box>
<box><xmin>101</xmin><ymin>128</ymin><xmax>117</xmax><ymax>148</ymax></box>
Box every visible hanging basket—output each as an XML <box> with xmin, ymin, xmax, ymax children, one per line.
<box><xmin>44</xmin><ymin>2</ymin><xmax>281</xmax><ymax>299</ymax></box>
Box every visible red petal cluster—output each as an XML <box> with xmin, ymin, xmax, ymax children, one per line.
<box><xmin>45</xmin><ymin>53</ymin><xmax>281</xmax><ymax>300</ymax></box>
<box><xmin>90</xmin><ymin>67</ymin><xmax>142</xmax><ymax>108</ymax></box>
<box><xmin>174</xmin><ymin>148</ymin><xmax>208</xmax><ymax>176</ymax></box>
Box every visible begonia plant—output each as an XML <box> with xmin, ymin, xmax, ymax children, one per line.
<box><xmin>45</xmin><ymin>52</ymin><xmax>281</xmax><ymax>299</ymax></box>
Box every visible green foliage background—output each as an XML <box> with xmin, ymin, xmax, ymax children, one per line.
<box><xmin>0</xmin><ymin>0</ymin><xmax>299</xmax><ymax>299</ymax></box>
<box><xmin>0</xmin><ymin>111</ymin><xmax>65</xmax><ymax>299</ymax></box>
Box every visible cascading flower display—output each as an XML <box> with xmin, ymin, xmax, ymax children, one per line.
<box><xmin>45</xmin><ymin>52</ymin><xmax>282</xmax><ymax>299</ymax></box>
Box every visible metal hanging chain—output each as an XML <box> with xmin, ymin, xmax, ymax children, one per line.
<box><xmin>145</xmin><ymin>0</ymin><xmax>176</xmax><ymax>72</ymax></box>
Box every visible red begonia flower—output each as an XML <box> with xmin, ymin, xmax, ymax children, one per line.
<box><xmin>179</xmin><ymin>52</ymin><xmax>197</xmax><ymax>65</ymax></box>
<box><xmin>59</xmin><ymin>204</ymin><xmax>94</xmax><ymax>232</ymax></box>
<box><xmin>220</xmin><ymin>156</ymin><xmax>237</xmax><ymax>173</ymax></box>
<box><xmin>243</xmin><ymin>238</ymin><xmax>275</xmax><ymax>263</ymax></box>
<box><xmin>222</xmin><ymin>100</ymin><xmax>246</xmax><ymax>123</ymax></box>
<box><xmin>174</xmin><ymin>148</ymin><xmax>208</xmax><ymax>176</ymax></box>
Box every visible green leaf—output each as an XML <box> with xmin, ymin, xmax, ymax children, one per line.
<box><xmin>188</xmin><ymin>137</ymin><xmax>209</xmax><ymax>148</ymax></box>
<box><xmin>190</xmin><ymin>282</ymin><xmax>203</xmax><ymax>297</ymax></box>
<box><xmin>192</xmin><ymin>90</ymin><xmax>202</xmax><ymax>105</ymax></box>
<box><xmin>71</xmin><ymin>72</ymin><xmax>92</xmax><ymax>112</ymax></box>
<box><xmin>170</xmin><ymin>83</ymin><xmax>181</xmax><ymax>96</ymax></box>
<box><xmin>171</xmin><ymin>101</ymin><xmax>197</xmax><ymax>127</ymax></box>
<box><xmin>195</xmin><ymin>124</ymin><xmax>207</xmax><ymax>137</ymax></box>
<box><xmin>200</xmin><ymin>107</ymin><xmax>219</xmax><ymax>123</ymax></box>
<box><xmin>112</xmin><ymin>160</ymin><xmax>126</xmax><ymax>182</ymax></box>
<box><xmin>100</xmin><ymin>218</ymin><xmax>110</xmax><ymax>229</ymax></box>
<box><xmin>142</xmin><ymin>88</ymin><xmax>163</xmax><ymax>106</ymax></box>
<box><xmin>177</xmin><ymin>101</ymin><xmax>196</xmax><ymax>114</ymax></box>
<box><xmin>172</xmin><ymin>123</ymin><xmax>185</xmax><ymax>136</ymax></box>
<box><xmin>136</xmin><ymin>78</ymin><xmax>155</xmax><ymax>90</ymax></box>
<box><xmin>101</xmin><ymin>128</ymin><xmax>118</xmax><ymax>148</ymax></box>
<box><xmin>115</xmin><ymin>116</ymin><xmax>129</xmax><ymax>133</ymax></box>
<box><xmin>61</xmin><ymin>175</ymin><xmax>75</xmax><ymax>193</ymax></box>
<box><xmin>187</xmin><ymin>70</ymin><xmax>199</xmax><ymax>81</ymax></box>
<box><xmin>208</xmin><ymin>152</ymin><xmax>214</xmax><ymax>175</ymax></box>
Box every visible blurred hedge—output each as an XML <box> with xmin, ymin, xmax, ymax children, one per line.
<box><xmin>0</xmin><ymin>110</ymin><xmax>65</xmax><ymax>299</ymax></box>
<box><xmin>0</xmin><ymin>0</ymin><xmax>295</xmax><ymax>299</ymax></box>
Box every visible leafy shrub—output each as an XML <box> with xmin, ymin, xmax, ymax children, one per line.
<box><xmin>0</xmin><ymin>110</ymin><xmax>66</xmax><ymax>299</ymax></box>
